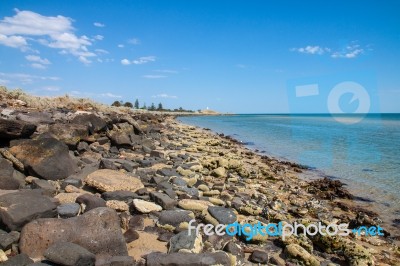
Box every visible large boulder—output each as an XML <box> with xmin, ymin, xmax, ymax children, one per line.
<box><xmin>48</xmin><ymin>123</ymin><xmax>89</xmax><ymax>148</ymax></box>
<box><xmin>71</xmin><ymin>114</ymin><xmax>107</xmax><ymax>134</ymax></box>
<box><xmin>19</xmin><ymin>207</ymin><xmax>128</xmax><ymax>260</ymax></box>
<box><xmin>84</xmin><ymin>169</ymin><xmax>144</xmax><ymax>192</ymax></box>
<box><xmin>0</xmin><ymin>158</ymin><xmax>21</xmax><ymax>190</ymax></box>
<box><xmin>0</xmin><ymin>190</ymin><xmax>58</xmax><ymax>231</ymax></box>
<box><xmin>9</xmin><ymin>137</ymin><xmax>78</xmax><ymax>180</ymax></box>
<box><xmin>0</xmin><ymin>118</ymin><xmax>36</xmax><ymax>139</ymax></box>
<box><xmin>44</xmin><ymin>242</ymin><xmax>96</xmax><ymax>266</ymax></box>
<box><xmin>107</xmin><ymin>123</ymin><xmax>135</xmax><ymax>147</ymax></box>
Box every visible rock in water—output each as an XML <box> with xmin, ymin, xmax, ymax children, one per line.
<box><xmin>19</xmin><ymin>207</ymin><xmax>128</xmax><ymax>260</ymax></box>
<box><xmin>0</xmin><ymin>189</ymin><xmax>57</xmax><ymax>231</ymax></box>
<box><xmin>9</xmin><ymin>138</ymin><xmax>78</xmax><ymax>180</ymax></box>
<box><xmin>85</xmin><ymin>169</ymin><xmax>144</xmax><ymax>192</ymax></box>
<box><xmin>0</xmin><ymin>118</ymin><xmax>36</xmax><ymax>139</ymax></box>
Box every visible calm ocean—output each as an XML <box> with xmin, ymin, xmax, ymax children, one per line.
<box><xmin>179</xmin><ymin>114</ymin><xmax>400</xmax><ymax>222</ymax></box>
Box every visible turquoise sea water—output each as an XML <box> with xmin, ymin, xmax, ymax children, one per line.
<box><xmin>179</xmin><ymin>114</ymin><xmax>400</xmax><ymax>223</ymax></box>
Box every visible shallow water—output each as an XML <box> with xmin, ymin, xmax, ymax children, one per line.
<box><xmin>179</xmin><ymin>114</ymin><xmax>400</xmax><ymax>225</ymax></box>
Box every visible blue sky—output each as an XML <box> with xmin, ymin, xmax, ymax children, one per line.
<box><xmin>0</xmin><ymin>0</ymin><xmax>399</xmax><ymax>113</ymax></box>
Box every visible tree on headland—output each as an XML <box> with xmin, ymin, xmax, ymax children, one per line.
<box><xmin>134</xmin><ymin>99</ymin><xmax>139</xmax><ymax>109</ymax></box>
<box><xmin>141</xmin><ymin>103</ymin><xmax>147</xmax><ymax>109</ymax></box>
<box><xmin>149</xmin><ymin>103</ymin><xmax>156</xmax><ymax>111</ymax></box>
<box><xmin>111</xmin><ymin>100</ymin><xmax>122</xmax><ymax>107</ymax></box>
<box><xmin>124</xmin><ymin>101</ymin><xmax>133</xmax><ymax>108</ymax></box>
<box><xmin>157</xmin><ymin>102</ymin><xmax>163</xmax><ymax>110</ymax></box>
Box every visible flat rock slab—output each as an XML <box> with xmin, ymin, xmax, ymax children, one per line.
<box><xmin>133</xmin><ymin>199</ymin><xmax>162</xmax><ymax>213</ymax></box>
<box><xmin>9</xmin><ymin>138</ymin><xmax>78</xmax><ymax>180</ymax></box>
<box><xmin>146</xmin><ymin>251</ymin><xmax>231</xmax><ymax>266</ymax></box>
<box><xmin>0</xmin><ymin>118</ymin><xmax>36</xmax><ymax>139</ymax></box>
<box><xmin>208</xmin><ymin>206</ymin><xmax>237</xmax><ymax>224</ymax></box>
<box><xmin>85</xmin><ymin>169</ymin><xmax>144</xmax><ymax>192</ymax></box>
<box><xmin>0</xmin><ymin>189</ymin><xmax>57</xmax><ymax>231</ymax></box>
<box><xmin>20</xmin><ymin>207</ymin><xmax>128</xmax><ymax>260</ymax></box>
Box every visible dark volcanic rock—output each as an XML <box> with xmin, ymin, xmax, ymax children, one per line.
<box><xmin>150</xmin><ymin>192</ymin><xmax>177</xmax><ymax>210</ymax></box>
<box><xmin>44</xmin><ymin>241</ymin><xmax>96</xmax><ymax>266</ymax></box>
<box><xmin>0</xmin><ymin>118</ymin><xmax>36</xmax><ymax>139</ymax></box>
<box><xmin>0</xmin><ymin>189</ymin><xmax>57</xmax><ymax>231</ymax></box>
<box><xmin>0</xmin><ymin>229</ymin><xmax>20</xmax><ymax>250</ymax></box>
<box><xmin>76</xmin><ymin>194</ymin><xmax>107</xmax><ymax>212</ymax></box>
<box><xmin>95</xmin><ymin>256</ymin><xmax>135</xmax><ymax>266</ymax></box>
<box><xmin>101</xmin><ymin>190</ymin><xmax>136</xmax><ymax>202</ymax></box>
<box><xmin>9</xmin><ymin>137</ymin><xmax>78</xmax><ymax>180</ymax></box>
<box><xmin>48</xmin><ymin>123</ymin><xmax>89</xmax><ymax>148</ymax></box>
<box><xmin>0</xmin><ymin>158</ymin><xmax>21</xmax><ymax>190</ymax></box>
<box><xmin>0</xmin><ymin>253</ymin><xmax>33</xmax><ymax>266</ymax></box>
<box><xmin>20</xmin><ymin>207</ymin><xmax>128</xmax><ymax>260</ymax></box>
<box><xmin>31</xmin><ymin>179</ymin><xmax>57</xmax><ymax>196</ymax></box>
<box><xmin>158</xmin><ymin>210</ymin><xmax>193</xmax><ymax>228</ymax></box>
<box><xmin>71</xmin><ymin>113</ymin><xmax>107</xmax><ymax>133</ymax></box>
<box><xmin>168</xmin><ymin>230</ymin><xmax>198</xmax><ymax>253</ymax></box>
<box><xmin>123</xmin><ymin>228</ymin><xmax>139</xmax><ymax>243</ymax></box>
<box><xmin>249</xmin><ymin>250</ymin><xmax>269</xmax><ymax>264</ymax></box>
<box><xmin>208</xmin><ymin>206</ymin><xmax>237</xmax><ymax>224</ymax></box>
<box><xmin>16</xmin><ymin>112</ymin><xmax>54</xmax><ymax>124</ymax></box>
<box><xmin>146</xmin><ymin>251</ymin><xmax>231</xmax><ymax>266</ymax></box>
<box><xmin>57</xmin><ymin>203</ymin><xmax>81</xmax><ymax>218</ymax></box>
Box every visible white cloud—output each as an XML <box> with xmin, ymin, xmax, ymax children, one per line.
<box><xmin>152</xmin><ymin>93</ymin><xmax>177</xmax><ymax>99</ymax></box>
<box><xmin>0</xmin><ymin>79</ymin><xmax>9</xmax><ymax>84</ymax></box>
<box><xmin>78</xmin><ymin>56</ymin><xmax>91</xmax><ymax>64</ymax></box>
<box><xmin>121</xmin><ymin>59</ymin><xmax>130</xmax><ymax>65</ymax></box>
<box><xmin>95</xmin><ymin>48</ymin><xmax>108</xmax><ymax>54</ymax></box>
<box><xmin>26</xmin><ymin>55</ymin><xmax>51</xmax><ymax>65</ymax></box>
<box><xmin>154</xmin><ymin>69</ymin><xmax>178</xmax><ymax>74</ymax></box>
<box><xmin>0</xmin><ymin>9</ymin><xmax>96</xmax><ymax>63</ymax></box>
<box><xmin>0</xmin><ymin>72</ymin><xmax>59</xmax><ymax>84</ymax></box>
<box><xmin>143</xmin><ymin>75</ymin><xmax>167</xmax><ymax>79</ymax></box>
<box><xmin>128</xmin><ymin>38</ymin><xmax>140</xmax><ymax>45</ymax></box>
<box><xmin>117</xmin><ymin>44</ymin><xmax>124</xmax><ymax>48</ymax></box>
<box><xmin>291</xmin><ymin>42</ymin><xmax>368</xmax><ymax>59</ymax></box>
<box><xmin>31</xmin><ymin>63</ymin><xmax>46</xmax><ymax>69</ymax></box>
<box><xmin>291</xmin><ymin>45</ymin><xmax>329</xmax><ymax>55</ymax></box>
<box><xmin>42</xmin><ymin>86</ymin><xmax>60</xmax><ymax>91</ymax></box>
<box><xmin>121</xmin><ymin>56</ymin><xmax>156</xmax><ymax>65</ymax></box>
<box><xmin>331</xmin><ymin>44</ymin><xmax>364</xmax><ymax>58</ymax></box>
<box><xmin>93</xmin><ymin>22</ymin><xmax>105</xmax><ymax>27</ymax></box>
<box><xmin>100</xmin><ymin>92</ymin><xmax>122</xmax><ymax>98</ymax></box>
<box><xmin>0</xmin><ymin>33</ymin><xmax>27</xmax><ymax>48</ymax></box>
<box><xmin>93</xmin><ymin>34</ymin><xmax>104</xmax><ymax>41</ymax></box>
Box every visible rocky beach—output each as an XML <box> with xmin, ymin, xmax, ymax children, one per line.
<box><xmin>0</xmin><ymin>89</ymin><xmax>399</xmax><ymax>266</ymax></box>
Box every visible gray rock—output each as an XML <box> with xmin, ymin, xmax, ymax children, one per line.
<box><xmin>158</xmin><ymin>210</ymin><xmax>193</xmax><ymax>228</ymax></box>
<box><xmin>9</xmin><ymin>138</ymin><xmax>78</xmax><ymax>180</ymax></box>
<box><xmin>99</xmin><ymin>158</ymin><xmax>118</xmax><ymax>170</ymax></box>
<box><xmin>77</xmin><ymin>141</ymin><xmax>90</xmax><ymax>153</ymax></box>
<box><xmin>123</xmin><ymin>228</ymin><xmax>139</xmax><ymax>243</ymax></box>
<box><xmin>146</xmin><ymin>252</ymin><xmax>231</xmax><ymax>266</ymax></box>
<box><xmin>57</xmin><ymin>203</ymin><xmax>81</xmax><ymax>218</ymax></box>
<box><xmin>20</xmin><ymin>207</ymin><xmax>128</xmax><ymax>260</ymax></box>
<box><xmin>16</xmin><ymin>112</ymin><xmax>54</xmax><ymax>124</ymax></box>
<box><xmin>0</xmin><ymin>158</ymin><xmax>21</xmax><ymax>190</ymax></box>
<box><xmin>150</xmin><ymin>192</ymin><xmax>177</xmax><ymax>210</ymax></box>
<box><xmin>0</xmin><ymin>253</ymin><xmax>33</xmax><ymax>266</ymax></box>
<box><xmin>101</xmin><ymin>190</ymin><xmax>136</xmax><ymax>202</ymax></box>
<box><xmin>208</xmin><ymin>206</ymin><xmax>237</xmax><ymax>224</ymax></box>
<box><xmin>44</xmin><ymin>242</ymin><xmax>95</xmax><ymax>266</ymax></box>
<box><xmin>61</xmin><ymin>177</ymin><xmax>83</xmax><ymax>189</ymax></box>
<box><xmin>71</xmin><ymin>114</ymin><xmax>107</xmax><ymax>134</ymax></box>
<box><xmin>76</xmin><ymin>194</ymin><xmax>107</xmax><ymax>212</ymax></box>
<box><xmin>95</xmin><ymin>256</ymin><xmax>135</xmax><ymax>266</ymax></box>
<box><xmin>0</xmin><ymin>229</ymin><xmax>20</xmax><ymax>250</ymax></box>
<box><xmin>48</xmin><ymin>123</ymin><xmax>88</xmax><ymax>149</ymax></box>
<box><xmin>128</xmin><ymin>215</ymin><xmax>145</xmax><ymax>231</ymax></box>
<box><xmin>31</xmin><ymin>179</ymin><xmax>56</xmax><ymax>196</ymax></box>
<box><xmin>0</xmin><ymin>189</ymin><xmax>57</xmax><ymax>231</ymax></box>
<box><xmin>168</xmin><ymin>230</ymin><xmax>198</xmax><ymax>253</ymax></box>
<box><xmin>0</xmin><ymin>118</ymin><xmax>36</xmax><ymax>139</ymax></box>
<box><xmin>249</xmin><ymin>250</ymin><xmax>269</xmax><ymax>264</ymax></box>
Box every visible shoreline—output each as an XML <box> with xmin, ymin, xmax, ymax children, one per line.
<box><xmin>0</xmin><ymin>91</ymin><xmax>399</xmax><ymax>264</ymax></box>
<box><xmin>176</xmin><ymin>114</ymin><xmax>400</xmax><ymax>237</ymax></box>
